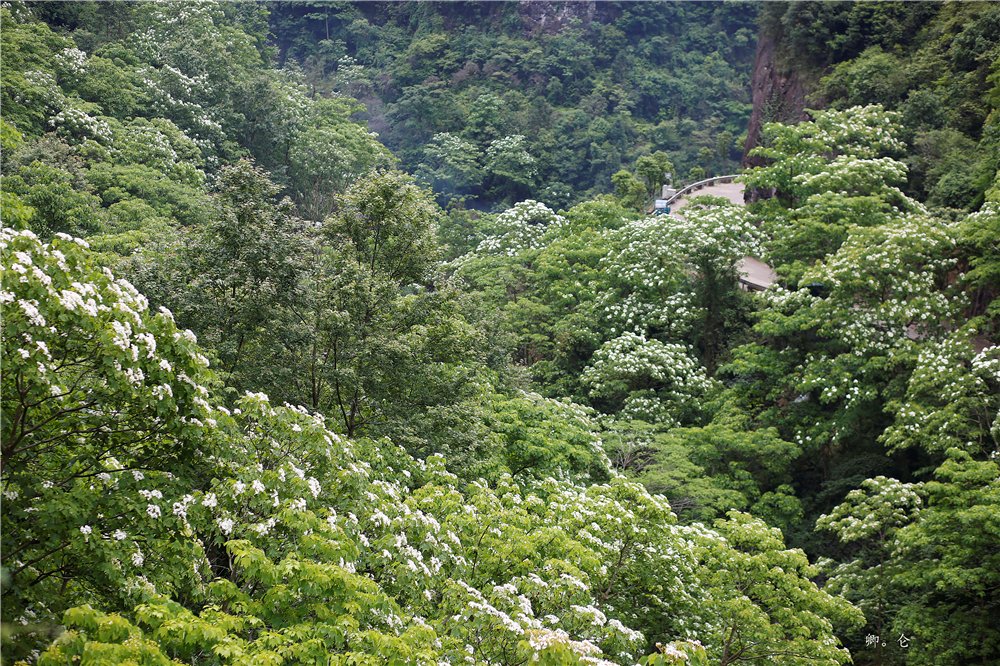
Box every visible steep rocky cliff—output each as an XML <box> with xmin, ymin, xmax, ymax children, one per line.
<box><xmin>741</xmin><ymin>31</ymin><xmax>807</xmax><ymax>171</ymax></box>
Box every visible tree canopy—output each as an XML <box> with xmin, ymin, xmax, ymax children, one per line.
<box><xmin>2</xmin><ymin>3</ymin><xmax>1000</xmax><ymax>665</ymax></box>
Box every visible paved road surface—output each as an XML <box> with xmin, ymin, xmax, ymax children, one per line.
<box><xmin>669</xmin><ymin>180</ymin><xmax>776</xmax><ymax>291</ymax></box>
<box><xmin>670</xmin><ymin>181</ymin><xmax>746</xmax><ymax>213</ymax></box>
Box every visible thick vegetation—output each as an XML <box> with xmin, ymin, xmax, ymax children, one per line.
<box><xmin>760</xmin><ymin>1</ymin><xmax>1000</xmax><ymax>211</ymax></box>
<box><xmin>2</xmin><ymin>2</ymin><xmax>999</xmax><ymax>666</ymax></box>
<box><xmin>268</xmin><ymin>1</ymin><xmax>757</xmax><ymax>208</ymax></box>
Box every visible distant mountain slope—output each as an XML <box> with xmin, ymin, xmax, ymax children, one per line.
<box><xmin>268</xmin><ymin>1</ymin><xmax>758</xmax><ymax>208</ymax></box>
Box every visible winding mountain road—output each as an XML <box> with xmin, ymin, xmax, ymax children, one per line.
<box><xmin>665</xmin><ymin>178</ymin><xmax>777</xmax><ymax>291</ymax></box>
<box><xmin>668</xmin><ymin>180</ymin><xmax>746</xmax><ymax>213</ymax></box>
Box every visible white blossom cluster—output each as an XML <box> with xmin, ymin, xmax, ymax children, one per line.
<box><xmin>882</xmin><ymin>337</ymin><xmax>1000</xmax><ymax>456</ymax></box>
<box><xmin>427</xmin><ymin>131</ymin><xmax>477</xmax><ymax>161</ymax></box>
<box><xmin>139</xmin><ymin>65</ymin><xmax>223</xmax><ymax>138</ymax></box>
<box><xmin>803</xmin><ymin>216</ymin><xmax>961</xmax><ymax>355</ymax></box>
<box><xmin>817</xmin><ymin>476</ymin><xmax>922</xmax><ymax>543</ymax></box>
<box><xmin>810</xmin><ymin>105</ymin><xmax>907</xmax><ymax>158</ymax></box>
<box><xmin>597</xmin><ymin>290</ymin><xmax>698</xmax><ymax>337</ymax></box>
<box><xmin>55</xmin><ymin>47</ymin><xmax>88</xmax><ymax>75</ymax></box>
<box><xmin>476</xmin><ymin>200</ymin><xmax>566</xmax><ymax>256</ymax></box>
<box><xmin>600</xmin><ymin>202</ymin><xmax>760</xmax><ymax>337</ymax></box>
<box><xmin>747</xmin><ymin>105</ymin><xmax>912</xmax><ymax>211</ymax></box>
<box><xmin>167</xmin><ymin>394</ymin><xmax>676</xmax><ymax>663</ymax></box>
<box><xmin>333</xmin><ymin>55</ymin><xmax>368</xmax><ymax>89</ymax></box>
<box><xmin>112</xmin><ymin>119</ymin><xmax>206</xmax><ymax>184</ymax></box>
<box><xmin>123</xmin><ymin>2</ymin><xmax>255</xmax><ymax>145</ymax></box>
<box><xmin>2</xmin><ymin>226</ymin><xmax>216</xmax><ymax>437</ymax></box>
<box><xmin>485</xmin><ymin>134</ymin><xmax>538</xmax><ymax>178</ymax></box>
<box><xmin>49</xmin><ymin>107</ymin><xmax>114</xmax><ymax>144</ymax></box>
<box><xmin>19</xmin><ymin>69</ymin><xmax>62</xmax><ymax>110</ymax></box>
<box><xmin>794</xmin><ymin>155</ymin><xmax>908</xmax><ymax>196</ymax></box>
<box><xmin>583</xmin><ymin>332</ymin><xmax>712</xmax><ymax>424</ymax></box>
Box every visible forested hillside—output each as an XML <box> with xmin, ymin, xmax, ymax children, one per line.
<box><xmin>268</xmin><ymin>1</ymin><xmax>757</xmax><ymax>208</ymax></box>
<box><xmin>1</xmin><ymin>2</ymin><xmax>999</xmax><ymax>666</ymax></box>
<box><xmin>747</xmin><ymin>2</ymin><xmax>1000</xmax><ymax>211</ymax></box>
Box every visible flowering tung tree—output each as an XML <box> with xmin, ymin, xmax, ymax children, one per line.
<box><xmin>2</xmin><ymin>227</ymin><xmax>860</xmax><ymax>665</ymax></box>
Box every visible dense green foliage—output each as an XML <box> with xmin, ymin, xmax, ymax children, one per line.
<box><xmin>3</xmin><ymin>227</ymin><xmax>859</xmax><ymax>665</ymax></box>
<box><xmin>2</xmin><ymin>3</ymin><xmax>999</xmax><ymax>666</ymax></box>
<box><xmin>761</xmin><ymin>1</ymin><xmax>1000</xmax><ymax>211</ymax></box>
<box><xmin>270</xmin><ymin>1</ymin><xmax>757</xmax><ymax>208</ymax></box>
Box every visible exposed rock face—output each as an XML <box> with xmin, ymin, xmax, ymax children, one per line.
<box><xmin>741</xmin><ymin>31</ymin><xmax>808</xmax><ymax>178</ymax></box>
